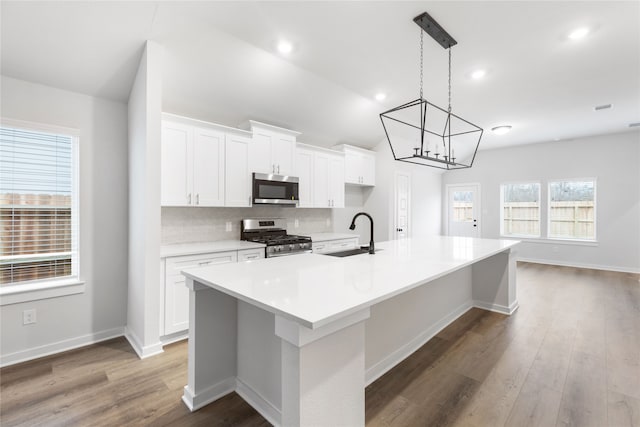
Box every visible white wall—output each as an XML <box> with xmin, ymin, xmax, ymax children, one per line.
<box><xmin>126</xmin><ymin>41</ymin><xmax>164</xmax><ymax>357</ymax></box>
<box><xmin>364</xmin><ymin>141</ymin><xmax>442</xmax><ymax>243</ymax></box>
<box><xmin>0</xmin><ymin>76</ymin><xmax>129</xmax><ymax>365</ymax></box>
<box><xmin>442</xmin><ymin>131</ymin><xmax>640</xmax><ymax>273</ymax></box>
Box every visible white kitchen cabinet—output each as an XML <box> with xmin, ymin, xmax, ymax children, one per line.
<box><xmin>299</xmin><ymin>143</ymin><xmax>345</xmax><ymax>209</ymax></box>
<box><xmin>312</xmin><ymin>237</ymin><xmax>359</xmax><ymax>254</ymax></box>
<box><xmin>163</xmin><ymin>251</ymin><xmax>238</xmax><ymax>335</ymax></box>
<box><xmin>161</xmin><ymin>119</ymin><xmax>225</xmax><ymax>207</ymax></box>
<box><xmin>295</xmin><ymin>147</ymin><xmax>315</xmax><ymax>208</ymax></box>
<box><xmin>249</xmin><ymin>121</ymin><xmax>300</xmax><ymax>176</ymax></box>
<box><xmin>334</xmin><ymin>144</ymin><xmax>376</xmax><ymax>186</ymax></box>
<box><xmin>328</xmin><ymin>154</ymin><xmax>345</xmax><ymax>208</ymax></box>
<box><xmin>225</xmin><ymin>133</ymin><xmax>252</xmax><ymax>207</ymax></box>
<box><xmin>161</xmin><ymin>121</ymin><xmax>191</xmax><ymax>206</ymax></box>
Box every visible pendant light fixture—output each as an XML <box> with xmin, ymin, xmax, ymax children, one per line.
<box><xmin>380</xmin><ymin>12</ymin><xmax>483</xmax><ymax>170</ymax></box>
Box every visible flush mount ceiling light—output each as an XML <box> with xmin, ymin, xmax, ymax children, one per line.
<box><xmin>380</xmin><ymin>12</ymin><xmax>483</xmax><ymax>170</ymax></box>
<box><xmin>375</xmin><ymin>93</ymin><xmax>387</xmax><ymax>101</ymax></box>
<box><xmin>568</xmin><ymin>27</ymin><xmax>589</xmax><ymax>40</ymax></box>
<box><xmin>277</xmin><ymin>40</ymin><xmax>293</xmax><ymax>54</ymax></box>
<box><xmin>471</xmin><ymin>69</ymin><xmax>486</xmax><ymax>79</ymax></box>
<box><xmin>491</xmin><ymin>125</ymin><xmax>512</xmax><ymax>135</ymax></box>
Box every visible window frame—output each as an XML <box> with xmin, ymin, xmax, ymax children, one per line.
<box><xmin>499</xmin><ymin>180</ymin><xmax>542</xmax><ymax>239</ymax></box>
<box><xmin>0</xmin><ymin>118</ymin><xmax>84</xmax><ymax>305</ymax></box>
<box><xmin>547</xmin><ymin>177</ymin><xmax>597</xmax><ymax>242</ymax></box>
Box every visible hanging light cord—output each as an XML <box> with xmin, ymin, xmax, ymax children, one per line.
<box><xmin>419</xmin><ymin>28</ymin><xmax>424</xmax><ymax>99</ymax></box>
<box><xmin>448</xmin><ymin>46</ymin><xmax>452</xmax><ymax>112</ymax></box>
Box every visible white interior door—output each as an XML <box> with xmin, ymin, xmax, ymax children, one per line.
<box><xmin>394</xmin><ymin>172</ymin><xmax>410</xmax><ymax>239</ymax></box>
<box><xmin>447</xmin><ymin>184</ymin><xmax>481</xmax><ymax>237</ymax></box>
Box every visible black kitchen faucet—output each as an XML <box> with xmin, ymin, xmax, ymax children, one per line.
<box><xmin>349</xmin><ymin>212</ymin><xmax>375</xmax><ymax>254</ymax></box>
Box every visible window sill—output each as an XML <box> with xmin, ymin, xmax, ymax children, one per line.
<box><xmin>0</xmin><ymin>278</ymin><xmax>86</xmax><ymax>306</ymax></box>
<box><xmin>500</xmin><ymin>236</ymin><xmax>599</xmax><ymax>247</ymax></box>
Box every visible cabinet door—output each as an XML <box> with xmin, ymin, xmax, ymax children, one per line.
<box><xmin>273</xmin><ymin>136</ymin><xmax>296</xmax><ymax>176</ymax></box>
<box><xmin>328</xmin><ymin>155</ymin><xmax>345</xmax><ymax>208</ymax></box>
<box><xmin>225</xmin><ymin>134</ymin><xmax>252</xmax><ymax>207</ymax></box>
<box><xmin>344</xmin><ymin>150</ymin><xmax>362</xmax><ymax>185</ymax></box>
<box><xmin>164</xmin><ymin>251</ymin><xmax>238</xmax><ymax>335</ymax></box>
<box><xmin>296</xmin><ymin>148</ymin><xmax>315</xmax><ymax>208</ymax></box>
<box><xmin>313</xmin><ymin>152</ymin><xmax>330</xmax><ymax>208</ymax></box>
<box><xmin>193</xmin><ymin>127</ymin><xmax>225</xmax><ymax>206</ymax></box>
<box><xmin>361</xmin><ymin>152</ymin><xmax>376</xmax><ymax>186</ymax></box>
<box><xmin>250</xmin><ymin>131</ymin><xmax>274</xmax><ymax>174</ymax></box>
<box><xmin>161</xmin><ymin>122</ymin><xmax>192</xmax><ymax>206</ymax></box>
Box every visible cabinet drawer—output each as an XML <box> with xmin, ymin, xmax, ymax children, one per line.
<box><xmin>328</xmin><ymin>238</ymin><xmax>358</xmax><ymax>252</ymax></box>
<box><xmin>166</xmin><ymin>251</ymin><xmax>238</xmax><ymax>276</ymax></box>
<box><xmin>238</xmin><ymin>248</ymin><xmax>265</xmax><ymax>261</ymax></box>
<box><xmin>313</xmin><ymin>238</ymin><xmax>359</xmax><ymax>254</ymax></box>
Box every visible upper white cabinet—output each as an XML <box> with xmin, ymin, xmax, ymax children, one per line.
<box><xmin>334</xmin><ymin>144</ymin><xmax>376</xmax><ymax>186</ymax></box>
<box><xmin>249</xmin><ymin>121</ymin><xmax>300</xmax><ymax>176</ymax></box>
<box><xmin>161</xmin><ymin>120</ymin><xmax>225</xmax><ymax>207</ymax></box>
<box><xmin>298</xmin><ymin>143</ymin><xmax>345</xmax><ymax>208</ymax></box>
<box><xmin>225</xmin><ymin>132</ymin><xmax>252</xmax><ymax>207</ymax></box>
<box><xmin>295</xmin><ymin>147</ymin><xmax>315</xmax><ymax>208</ymax></box>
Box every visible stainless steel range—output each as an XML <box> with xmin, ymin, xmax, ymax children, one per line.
<box><xmin>241</xmin><ymin>218</ymin><xmax>312</xmax><ymax>258</ymax></box>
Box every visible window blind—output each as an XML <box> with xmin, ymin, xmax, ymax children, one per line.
<box><xmin>0</xmin><ymin>125</ymin><xmax>78</xmax><ymax>285</ymax></box>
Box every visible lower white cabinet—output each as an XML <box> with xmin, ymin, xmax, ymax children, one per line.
<box><xmin>161</xmin><ymin>248</ymin><xmax>264</xmax><ymax>336</ymax></box>
<box><xmin>312</xmin><ymin>237</ymin><xmax>359</xmax><ymax>254</ymax></box>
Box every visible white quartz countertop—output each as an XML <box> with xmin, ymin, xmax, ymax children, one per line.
<box><xmin>161</xmin><ymin>240</ymin><xmax>265</xmax><ymax>258</ymax></box>
<box><xmin>308</xmin><ymin>233</ymin><xmax>359</xmax><ymax>242</ymax></box>
<box><xmin>182</xmin><ymin>236</ymin><xmax>519</xmax><ymax>329</ymax></box>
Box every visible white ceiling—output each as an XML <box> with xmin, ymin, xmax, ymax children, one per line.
<box><xmin>1</xmin><ymin>1</ymin><xmax>639</xmax><ymax>150</ymax></box>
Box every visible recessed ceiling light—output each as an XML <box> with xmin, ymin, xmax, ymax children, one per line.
<box><xmin>277</xmin><ymin>40</ymin><xmax>293</xmax><ymax>55</ymax></box>
<box><xmin>471</xmin><ymin>69</ymin><xmax>486</xmax><ymax>79</ymax></box>
<box><xmin>568</xmin><ymin>27</ymin><xmax>589</xmax><ymax>40</ymax></box>
<box><xmin>375</xmin><ymin>93</ymin><xmax>386</xmax><ymax>101</ymax></box>
<box><xmin>491</xmin><ymin>125</ymin><xmax>512</xmax><ymax>135</ymax></box>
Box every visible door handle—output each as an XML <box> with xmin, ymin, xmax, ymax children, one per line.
<box><xmin>188</xmin><ymin>193</ymin><xmax>192</xmax><ymax>204</ymax></box>
<box><xmin>277</xmin><ymin>165</ymin><xmax>280</xmax><ymax>174</ymax></box>
<box><xmin>196</xmin><ymin>194</ymin><xmax>199</xmax><ymax>205</ymax></box>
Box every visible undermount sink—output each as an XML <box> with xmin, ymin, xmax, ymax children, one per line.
<box><xmin>323</xmin><ymin>247</ymin><xmax>380</xmax><ymax>257</ymax></box>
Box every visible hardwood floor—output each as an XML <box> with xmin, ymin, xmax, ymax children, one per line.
<box><xmin>1</xmin><ymin>262</ymin><xmax>638</xmax><ymax>426</ymax></box>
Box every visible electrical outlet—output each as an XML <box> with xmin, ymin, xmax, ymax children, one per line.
<box><xmin>326</xmin><ymin>218</ymin><xmax>331</xmax><ymax>227</ymax></box>
<box><xmin>552</xmin><ymin>246</ymin><xmax>559</xmax><ymax>253</ymax></box>
<box><xmin>294</xmin><ymin>219</ymin><xmax>299</xmax><ymax>228</ymax></box>
<box><xmin>23</xmin><ymin>309</ymin><xmax>36</xmax><ymax>325</ymax></box>
<box><xmin>226</xmin><ymin>221</ymin><xmax>232</xmax><ymax>232</ymax></box>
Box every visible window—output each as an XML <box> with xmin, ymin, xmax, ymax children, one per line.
<box><xmin>0</xmin><ymin>123</ymin><xmax>78</xmax><ymax>286</ymax></box>
<box><xmin>548</xmin><ymin>179</ymin><xmax>596</xmax><ymax>240</ymax></box>
<box><xmin>501</xmin><ymin>182</ymin><xmax>540</xmax><ymax>237</ymax></box>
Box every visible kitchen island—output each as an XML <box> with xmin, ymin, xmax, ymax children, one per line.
<box><xmin>181</xmin><ymin>236</ymin><xmax>519</xmax><ymax>426</ymax></box>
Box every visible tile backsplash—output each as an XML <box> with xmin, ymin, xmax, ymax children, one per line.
<box><xmin>161</xmin><ymin>206</ymin><xmax>333</xmax><ymax>245</ymax></box>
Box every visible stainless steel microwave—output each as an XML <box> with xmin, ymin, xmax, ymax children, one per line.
<box><xmin>252</xmin><ymin>173</ymin><xmax>299</xmax><ymax>206</ymax></box>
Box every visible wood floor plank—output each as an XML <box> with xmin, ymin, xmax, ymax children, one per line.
<box><xmin>504</xmin><ymin>376</ymin><xmax>563</xmax><ymax>427</ymax></box>
<box><xmin>556</xmin><ymin>350</ymin><xmax>607</xmax><ymax>427</ymax></box>
<box><xmin>608</xmin><ymin>390</ymin><xmax>640</xmax><ymax>427</ymax></box>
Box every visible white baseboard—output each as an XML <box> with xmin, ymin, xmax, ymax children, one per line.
<box><xmin>182</xmin><ymin>378</ymin><xmax>236</xmax><ymax>412</ymax></box>
<box><xmin>124</xmin><ymin>327</ymin><xmax>164</xmax><ymax>359</ymax></box>
<box><xmin>473</xmin><ymin>300</ymin><xmax>519</xmax><ymax>315</ymax></box>
<box><xmin>0</xmin><ymin>327</ymin><xmax>124</xmax><ymax>368</ymax></box>
<box><xmin>365</xmin><ymin>301</ymin><xmax>474</xmax><ymax>386</ymax></box>
<box><xmin>236</xmin><ymin>378</ymin><xmax>281</xmax><ymax>427</ymax></box>
<box><xmin>160</xmin><ymin>330</ymin><xmax>188</xmax><ymax>347</ymax></box>
<box><xmin>518</xmin><ymin>257</ymin><xmax>640</xmax><ymax>274</ymax></box>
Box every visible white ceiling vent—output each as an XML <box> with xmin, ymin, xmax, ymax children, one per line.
<box><xmin>594</xmin><ymin>104</ymin><xmax>613</xmax><ymax>111</ymax></box>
